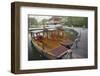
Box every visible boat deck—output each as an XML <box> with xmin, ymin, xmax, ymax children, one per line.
<box><xmin>32</xmin><ymin>36</ymin><xmax>73</xmax><ymax>59</ymax></box>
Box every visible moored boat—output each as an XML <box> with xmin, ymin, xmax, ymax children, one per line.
<box><xmin>30</xmin><ymin>26</ymin><xmax>74</xmax><ymax>59</ymax></box>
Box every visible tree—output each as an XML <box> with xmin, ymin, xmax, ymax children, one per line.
<box><xmin>28</xmin><ymin>17</ymin><xmax>38</xmax><ymax>28</ymax></box>
<box><xmin>41</xmin><ymin>19</ymin><xmax>48</xmax><ymax>25</ymax></box>
<box><xmin>61</xmin><ymin>17</ymin><xmax>70</xmax><ymax>26</ymax></box>
<box><xmin>64</xmin><ymin>16</ymin><xmax>88</xmax><ymax>28</ymax></box>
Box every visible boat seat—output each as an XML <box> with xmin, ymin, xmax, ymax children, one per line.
<box><xmin>33</xmin><ymin>35</ymin><xmax>43</xmax><ymax>42</ymax></box>
<box><xmin>49</xmin><ymin>45</ymin><xmax>68</xmax><ymax>58</ymax></box>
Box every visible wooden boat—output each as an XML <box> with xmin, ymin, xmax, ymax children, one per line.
<box><xmin>30</xmin><ymin>27</ymin><xmax>73</xmax><ymax>59</ymax></box>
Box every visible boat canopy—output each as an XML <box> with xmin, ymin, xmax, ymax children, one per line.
<box><xmin>31</xmin><ymin>30</ymin><xmax>43</xmax><ymax>33</ymax></box>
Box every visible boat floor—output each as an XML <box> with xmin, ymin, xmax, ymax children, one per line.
<box><xmin>32</xmin><ymin>37</ymin><xmax>72</xmax><ymax>52</ymax></box>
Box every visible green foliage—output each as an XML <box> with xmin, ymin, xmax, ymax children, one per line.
<box><xmin>41</xmin><ymin>19</ymin><xmax>48</xmax><ymax>25</ymax></box>
<box><xmin>61</xmin><ymin>17</ymin><xmax>70</xmax><ymax>26</ymax></box>
<box><xmin>28</xmin><ymin>16</ymin><xmax>88</xmax><ymax>28</ymax></box>
<box><xmin>28</xmin><ymin>17</ymin><xmax>38</xmax><ymax>28</ymax></box>
<box><xmin>62</xmin><ymin>16</ymin><xmax>88</xmax><ymax>28</ymax></box>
